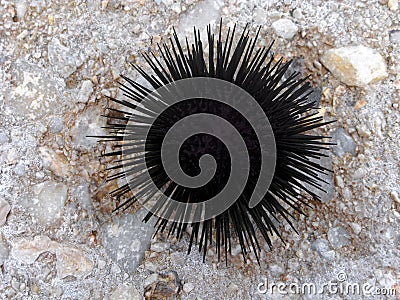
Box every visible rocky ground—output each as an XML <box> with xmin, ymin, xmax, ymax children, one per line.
<box><xmin>0</xmin><ymin>0</ymin><xmax>399</xmax><ymax>299</ymax></box>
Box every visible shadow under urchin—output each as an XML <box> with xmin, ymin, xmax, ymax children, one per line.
<box><xmin>92</xmin><ymin>21</ymin><xmax>334</xmax><ymax>264</ymax></box>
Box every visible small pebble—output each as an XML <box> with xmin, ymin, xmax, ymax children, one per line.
<box><xmin>183</xmin><ymin>282</ymin><xmax>194</xmax><ymax>293</ymax></box>
<box><xmin>292</xmin><ymin>8</ymin><xmax>304</xmax><ymax>19</ymax></box>
<box><xmin>0</xmin><ymin>199</ymin><xmax>11</xmax><ymax>226</ymax></box>
<box><xmin>144</xmin><ymin>273</ymin><xmax>159</xmax><ymax>286</ymax></box>
<box><xmin>331</xmin><ymin>128</ymin><xmax>356</xmax><ymax>158</ymax></box>
<box><xmin>77</xmin><ymin>80</ymin><xmax>94</xmax><ymax>103</ymax></box>
<box><xmin>272</xmin><ymin>18</ymin><xmax>299</xmax><ymax>40</ymax></box>
<box><xmin>388</xmin><ymin>0</ymin><xmax>399</xmax><ymax>10</ymax></box>
<box><xmin>350</xmin><ymin>223</ymin><xmax>362</xmax><ymax>235</ymax></box>
<box><xmin>389</xmin><ymin>30</ymin><xmax>400</xmax><ymax>44</ymax></box>
<box><xmin>150</xmin><ymin>242</ymin><xmax>170</xmax><ymax>253</ymax></box>
<box><xmin>352</xmin><ymin>167</ymin><xmax>366</xmax><ymax>180</ymax></box>
<box><xmin>321</xmin><ymin>45</ymin><xmax>388</xmax><ymax>86</ymax></box>
<box><xmin>311</xmin><ymin>238</ymin><xmax>335</xmax><ymax>261</ymax></box>
<box><xmin>0</xmin><ymin>131</ymin><xmax>8</xmax><ymax>144</ymax></box>
<box><xmin>328</xmin><ymin>226</ymin><xmax>351</xmax><ymax>249</ymax></box>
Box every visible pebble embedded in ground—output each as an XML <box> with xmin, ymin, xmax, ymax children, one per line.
<box><xmin>320</xmin><ymin>45</ymin><xmax>388</xmax><ymax>87</ymax></box>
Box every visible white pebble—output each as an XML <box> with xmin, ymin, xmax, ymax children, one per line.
<box><xmin>272</xmin><ymin>18</ymin><xmax>299</xmax><ymax>40</ymax></box>
<box><xmin>77</xmin><ymin>80</ymin><xmax>94</xmax><ymax>103</ymax></box>
<box><xmin>183</xmin><ymin>282</ymin><xmax>194</xmax><ymax>293</ymax></box>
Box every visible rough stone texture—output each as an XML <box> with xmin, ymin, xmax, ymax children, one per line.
<box><xmin>48</xmin><ymin>37</ymin><xmax>82</xmax><ymax>78</ymax></box>
<box><xmin>150</xmin><ymin>242</ymin><xmax>170</xmax><ymax>253</ymax></box>
<box><xmin>321</xmin><ymin>45</ymin><xmax>388</xmax><ymax>86</ymax></box>
<box><xmin>30</xmin><ymin>181</ymin><xmax>68</xmax><ymax>227</ymax></box>
<box><xmin>0</xmin><ymin>233</ymin><xmax>9</xmax><ymax>266</ymax></box>
<box><xmin>11</xmin><ymin>235</ymin><xmax>93</xmax><ymax>279</ymax></box>
<box><xmin>77</xmin><ymin>80</ymin><xmax>94</xmax><ymax>103</ymax></box>
<box><xmin>389</xmin><ymin>30</ymin><xmax>400</xmax><ymax>44</ymax></box>
<box><xmin>99</xmin><ymin>209</ymin><xmax>156</xmax><ymax>273</ymax></box>
<box><xmin>0</xmin><ymin>198</ymin><xmax>11</xmax><ymax>226</ymax></box>
<box><xmin>272</xmin><ymin>18</ymin><xmax>299</xmax><ymax>40</ymax></box>
<box><xmin>311</xmin><ymin>238</ymin><xmax>335</xmax><ymax>261</ymax></box>
<box><xmin>55</xmin><ymin>246</ymin><xmax>93</xmax><ymax>279</ymax></box>
<box><xmin>144</xmin><ymin>270</ymin><xmax>182</xmax><ymax>300</ymax></box>
<box><xmin>328</xmin><ymin>226</ymin><xmax>352</xmax><ymax>249</ymax></box>
<box><xmin>110</xmin><ymin>285</ymin><xmax>141</xmax><ymax>300</ymax></box>
<box><xmin>38</xmin><ymin>147</ymin><xmax>70</xmax><ymax>178</ymax></box>
<box><xmin>11</xmin><ymin>235</ymin><xmax>56</xmax><ymax>264</ymax></box>
<box><xmin>176</xmin><ymin>0</ymin><xmax>223</xmax><ymax>40</ymax></box>
<box><xmin>70</xmin><ymin>106</ymin><xmax>106</xmax><ymax>150</ymax></box>
<box><xmin>331</xmin><ymin>128</ymin><xmax>357</xmax><ymax>158</ymax></box>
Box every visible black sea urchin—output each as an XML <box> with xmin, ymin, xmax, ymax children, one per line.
<box><xmin>93</xmin><ymin>21</ymin><xmax>334</xmax><ymax>263</ymax></box>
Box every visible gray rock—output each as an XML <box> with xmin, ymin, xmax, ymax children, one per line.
<box><xmin>9</xmin><ymin>59</ymin><xmax>65</xmax><ymax>119</ymax></box>
<box><xmin>308</xmin><ymin>87</ymin><xmax>322</xmax><ymax>108</ymax></box>
<box><xmin>72</xmin><ymin>182</ymin><xmax>92</xmax><ymax>212</ymax></box>
<box><xmin>99</xmin><ymin>209</ymin><xmax>156</xmax><ymax>273</ymax></box>
<box><xmin>49</xmin><ymin>116</ymin><xmax>64</xmax><ymax>133</ymax></box>
<box><xmin>77</xmin><ymin>80</ymin><xmax>94</xmax><ymax>103</ymax></box>
<box><xmin>31</xmin><ymin>181</ymin><xmax>68</xmax><ymax>227</ymax></box>
<box><xmin>48</xmin><ymin>37</ymin><xmax>81</xmax><ymax>78</ymax></box>
<box><xmin>150</xmin><ymin>242</ymin><xmax>170</xmax><ymax>253</ymax></box>
<box><xmin>0</xmin><ymin>131</ymin><xmax>9</xmax><ymax>144</ymax></box>
<box><xmin>331</xmin><ymin>128</ymin><xmax>356</xmax><ymax>158</ymax></box>
<box><xmin>292</xmin><ymin>8</ymin><xmax>304</xmax><ymax>19</ymax></box>
<box><xmin>71</xmin><ymin>106</ymin><xmax>106</xmax><ymax>150</ymax></box>
<box><xmin>328</xmin><ymin>226</ymin><xmax>351</xmax><ymax>249</ymax></box>
<box><xmin>0</xmin><ymin>198</ymin><xmax>11</xmax><ymax>226</ymax></box>
<box><xmin>350</xmin><ymin>223</ymin><xmax>362</xmax><ymax>235</ymax></box>
<box><xmin>0</xmin><ymin>234</ymin><xmax>9</xmax><ymax>265</ymax></box>
<box><xmin>110</xmin><ymin>285</ymin><xmax>141</xmax><ymax>300</ymax></box>
<box><xmin>13</xmin><ymin>161</ymin><xmax>26</xmax><ymax>176</ymax></box>
<box><xmin>15</xmin><ymin>0</ymin><xmax>27</xmax><ymax>21</ymax></box>
<box><xmin>183</xmin><ymin>282</ymin><xmax>194</xmax><ymax>294</ymax></box>
<box><xmin>320</xmin><ymin>45</ymin><xmax>388</xmax><ymax>86</ymax></box>
<box><xmin>311</xmin><ymin>238</ymin><xmax>335</xmax><ymax>261</ymax></box>
<box><xmin>272</xmin><ymin>18</ymin><xmax>299</xmax><ymax>40</ymax></box>
<box><xmin>283</xmin><ymin>57</ymin><xmax>304</xmax><ymax>81</ymax></box>
<box><xmin>269</xmin><ymin>264</ymin><xmax>284</xmax><ymax>276</ymax></box>
<box><xmin>389</xmin><ymin>30</ymin><xmax>400</xmax><ymax>44</ymax></box>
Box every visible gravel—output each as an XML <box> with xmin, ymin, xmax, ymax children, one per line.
<box><xmin>0</xmin><ymin>0</ymin><xmax>399</xmax><ymax>299</ymax></box>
